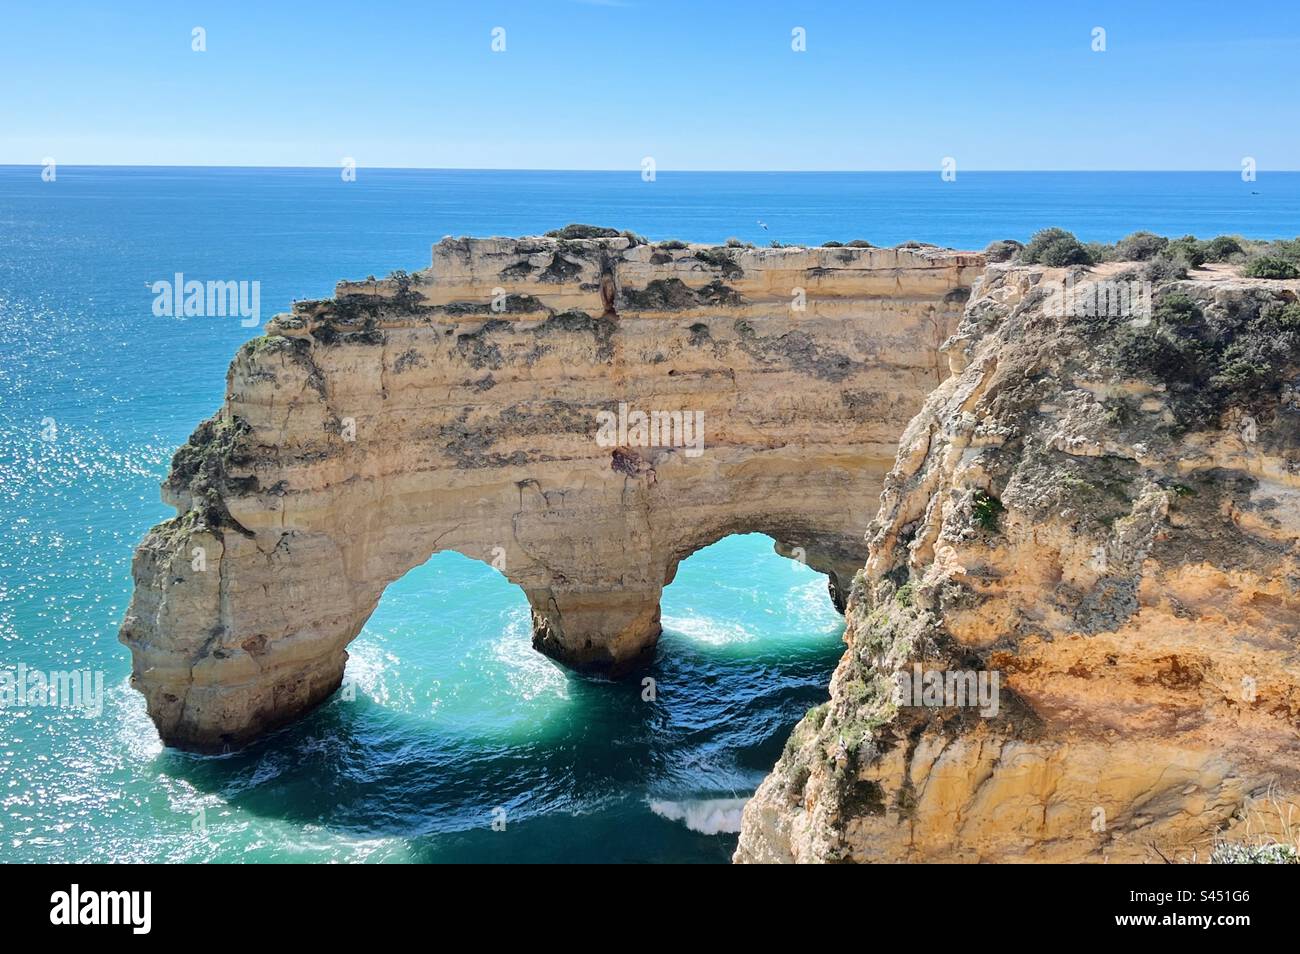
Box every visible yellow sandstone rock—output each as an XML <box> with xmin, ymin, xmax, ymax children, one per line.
<box><xmin>119</xmin><ymin>234</ymin><xmax>981</xmax><ymax>751</ymax></box>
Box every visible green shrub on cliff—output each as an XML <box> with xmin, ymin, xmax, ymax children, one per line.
<box><xmin>971</xmin><ymin>491</ymin><xmax>1005</xmax><ymax>532</ymax></box>
<box><xmin>1204</xmin><ymin>235</ymin><xmax>1245</xmax><ymax>262</ymax></box>
<box><xmin>1117</xmin><ymin>291</ymin><xmax>1300</xmax><ymax>425</ymax></box>
<box><xmin>983</xmin><ymin>239</ymin><xmax>1023</xmax><ymax>263</ymax></box>
<box><xmin>1263</xmin><ymin>237</ymin><xmax>1300</xmax><ymax>261</ymax></box>
<box><xmin>544</xmin><ymin>224</ymin><xmax>621</xmax><ymax>240</ymax></box>
<box><xmin>1209</xmin><ymin>351</ymin><xmax>1272</xmax><ymax>392</ymax></box>
<box><xmin>240</xmin><ymin>334</ymin><xmax>294</xmax><ymax>358</ymax></box>
<box><xmin>1020</xmin><ymin>228</ymin><xmax>1094</xmax><ymax>266</ymax></box>
<box><xmin>1115</xmin><ymin>231</ymin><xmax>1169</xmax><ymax>261</ymax></box>
<box><xmin>1085</xmin><ymin>241</ymin><xmax>1118</xmax><ymax>263</ymax></box>
<box><xmin>1164</xmin><ymin>235</ymin><xmax>1208</xmax><ymax>268</ymax></box>
<box><xmin>693</xmin><ymin>247</ymin><xmax>744</xmax><ymax>278</ymax></box>
<box><xmin>387</xmin><ymin>269</ymin><xmax>422</xmax><ymax>311</ymax></box>
<box><xmin>1243</xmin><ymin>256</ymin><xmax>1300</xmax><ymax>279</ymax></box>
<box><xmin>1139</xmin><ymin>256</ymin><xmax>1189</xmax><ymax>283</ymax></box>
<box><xmin>1013</xmin><ymin>229</ymin><xmax>1282</xmax><ymax>272</ymax></box>
<box><xmin>1272</xmin><ymin>301</ymin><xmax>1300</xmax><ymax>330</ymax></box>
<box><xmin>1153</xmin><ymin>292</ymin><xmax>1202</xmax><ymax>326</ymax></box>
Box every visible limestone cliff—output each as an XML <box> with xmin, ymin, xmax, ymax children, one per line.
<box><xmin>120</xmin><ymin>233</ymin><xmax>980</xmax><ymax>751</ymax></box>
<box><xmin>736</xmin><ymin>262</ymin><xmax>1300</xmax><ymax>863</ymax></box>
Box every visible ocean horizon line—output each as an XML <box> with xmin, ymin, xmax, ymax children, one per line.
<box><xmin>2</xmin><ymin>163</ymin><xmax>1298</xmax><ymax>175</ymax></box>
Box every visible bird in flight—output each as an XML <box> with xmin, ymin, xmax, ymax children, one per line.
<box><xmin>757</xmin><ymin>220</ymin><xmax>769</xmax><ymax>231</ymax></box>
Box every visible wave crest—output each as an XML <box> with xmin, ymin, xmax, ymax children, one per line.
<box><xmin>649</xmin><ymin>797</ymin><xmax>749</xmax><ymax>834</ymax></box>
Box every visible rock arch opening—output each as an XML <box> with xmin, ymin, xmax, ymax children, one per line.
<box><xmin>345</xmin><ymin>548</ymin><xmax>570</xmax><ymax>732</ymax></box>
<box><xmin>660</xmin><ymin>532</ymin><xmax>846</xmax><ymax>654</ymax></box>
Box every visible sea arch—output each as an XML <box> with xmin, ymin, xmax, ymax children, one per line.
<box><xmin>120</xmin><ymin>235</ymin><xmax>983</xmax><ymax>750</ymax></box>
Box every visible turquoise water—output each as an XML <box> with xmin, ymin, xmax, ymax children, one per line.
<box><xmin>2</xmin><ymin>167</ymin><xmax>1298</xmax><ymax>863</ymax></box>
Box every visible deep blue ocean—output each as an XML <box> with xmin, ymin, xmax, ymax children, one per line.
<box><xmin>1</xmin><ymin>167</ymin><xmax>1297</xmax><ymax>863</ymax></box>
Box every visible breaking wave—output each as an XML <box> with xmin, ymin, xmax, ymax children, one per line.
<box><xmin>649</xmin><ymin>797</ymin><xmax>749</xmax><ymax>834</ymax></box>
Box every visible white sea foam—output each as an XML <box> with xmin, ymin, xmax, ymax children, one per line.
<box><xmin>661</xmin><ymin>614</ymin><xmax>754</xmax><ymax>646</ymax></box>
<box><xmin>491</xmin><ymin>609</ymin><xmax>568</xmax><ymax>701</ymax></box>
<box><xmin>343</xmin><ymin>641</ymin><xmax>400</xmax><ymax>707</ymax></box>
<box><xmin>649</xmin><ymin>797</ymin><xmax>749</xmax><ymax>834</ymax></box>
<box><xmin>783</xmin><ymin>577</ymin><xmax>844</xmax><ymax>634</ymax></box>
<box><xmin>111</xmin><ymin>676</ymin><xmax>163</xmax><ymax>761</ymax></box>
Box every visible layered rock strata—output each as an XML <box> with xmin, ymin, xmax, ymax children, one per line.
<box><xmin>120</xmin><ymin>234</ymin><xmax>981</xmax><ymax>751</ymax></box>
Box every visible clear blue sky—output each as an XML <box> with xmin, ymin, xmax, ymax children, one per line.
<box><xmin>3</xmin><ymin>0</ymin><xmax>1298</xmax><ymax>170</ymax></box>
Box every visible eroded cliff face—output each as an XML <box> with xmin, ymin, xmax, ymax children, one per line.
<box><xmin>120</xmin><ymin>234</ymin><xmax>981</xmax><ymax>751</ymax></box>
<box><xmin>737</xmin><ymin>263</ymin><xmax>1300</xmax><ymax>863</ymax></box>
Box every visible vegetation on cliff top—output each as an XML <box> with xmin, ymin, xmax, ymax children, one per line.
<box><xmin>1243</xmin><ymin>255</ymin><xmax>1300</xmax><ymax>279</ymax></box>
<box><xmin>999</xmin><ymin>228</ymin><xmax>1300</xmax><ymax>279</ymax></box>
<box><xmin>692</xmin><ymin>247</ymin><xmax>744</xmax><ymax>279</ymax></box>
<box><xmin>544</xmin><ymin>224</ymin><xmax>621</xmax><ymax>239</ymax></box>
<box><xmin>1114</xmin><ymin>290</ymin><xmax>1300</xmax><ymax>425</ymax></box>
